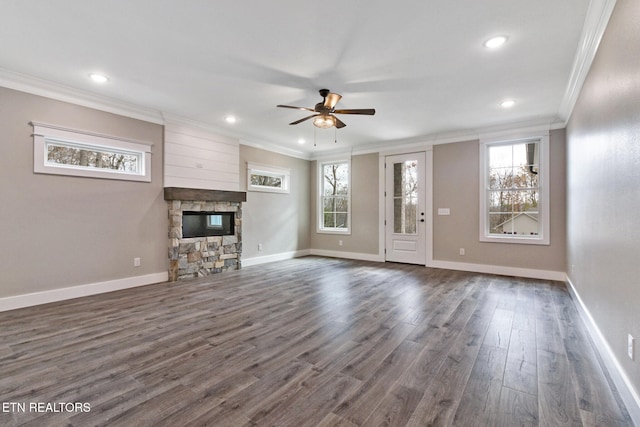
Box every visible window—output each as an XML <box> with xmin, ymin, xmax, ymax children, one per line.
<box><xmin>247</xmin><ymin>162</ymin><xmax>290</xmax><ymax>193</ymax></box>
<box><xmin>319</xmin><ymin>159</ymin><xmax>350</xmax><ymax>233</ymax></box>
<box><xmin>392</xmin><ymin>159</ymin><xmax>419</xmax><ymax>234</ymax></box>
<box><xmin>480</xmin><ymin>133</ymin><xmax>549</xmax><ymax>245</ymax></box>
<box><xmin>32</xmin><ymin>122</ymin><xmax>152</xmax><ymax>182</ymax></box>
<box><xmin>207</xmin><ymin>214</ymin><xmax>223</xmax><ymax>228</ymax></box>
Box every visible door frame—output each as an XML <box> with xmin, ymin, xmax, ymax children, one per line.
<box><xmin>378</xmin><ymin>145</ymin><xmax>433</xmax><ymax>266</ymax></box>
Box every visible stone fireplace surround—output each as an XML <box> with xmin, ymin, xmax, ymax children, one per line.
<box><xmin>164</xmin><ymin>187</ymin><xmax>246</xmax><ymax>281</ymax></box>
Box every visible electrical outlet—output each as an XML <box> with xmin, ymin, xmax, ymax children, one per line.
<box><xmin>629</xmin><ymin>334</ymin><xmax>635</xmax><ymax>360</ymax></box>
<box><xmin>258</xmin><ymin>243</ymin><xmax>263</xmax><ymax>251</ymax></box>
<box><xmin>459</xmin><ymin>248</ymin><xmax>465</xmax><ymax>256</ymax></box>
<box><xmin>133</xmin><ymin>257</ymin><xmax>141</xmax><ymax>267</ymax></box>
<box><xmin>339</xmin><ymin>240</ymin><xmax>343</xmax><ymax>246</ymax></box>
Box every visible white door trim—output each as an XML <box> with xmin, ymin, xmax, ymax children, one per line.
<box><xmin>378</xmin><ymin>146</ymin><xmax>433</xmax><ymax>266</ymax></box>
<box><xmin>385</xmin><ymin>152</ymin><xmax>426</xmax><ymax>264</ymax></box>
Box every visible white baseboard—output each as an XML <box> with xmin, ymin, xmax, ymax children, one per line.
<box><xmin>0</xmin><ymin>272</ymin><xmax>168</xmax><ymax>313</ymax></box>
<box><xmin>429</xmin><ymin>259</ymin><xmax>566</xmax><ymax>281</ymax></box>
<box><xmin>245</xmin><ymin>249</ymin><xmax>563</xmax><ymax>282</ymax></box>
<box><xmin>565</xmin><ymin>276</ymin><xmax>640</xmax><ymax>425</ymax></box>
<box><xmin>309</xmin><ymin>249</ymin><xmax>385</xmax><ymax>263</ymax></box>
<box><xmin>242</xmin><ymin>249</ymin><xmax>311</xmax><ymax>267</ymax></box>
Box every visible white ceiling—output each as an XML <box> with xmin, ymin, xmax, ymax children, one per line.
<box><xmin>0</xmin><ymin>1</ymin><xmax>594</xmax><ymax>155</ymax></box>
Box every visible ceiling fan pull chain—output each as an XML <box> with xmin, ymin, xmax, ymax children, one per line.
<box><xmin>314</xmin><ymin>127</ymin><xmax>317</xmax><ymax>147</ymax></box>
<box><xmin>334</xmin><ymin>127</ymin><xmax>337</xmax><ymax>144</ymax></box>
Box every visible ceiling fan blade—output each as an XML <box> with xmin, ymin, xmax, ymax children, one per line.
<box><xmin>289</xmin><ymin>114</ymin><xmax>318</xmax><ymax>125</ymax></box>
<box><xmin>334</xmin><ymin>116</ymin><xmax>347</xmax><ymax>128</ymax></box>
<box><xmin>324</xmin><ymin>93</ymin><xmax>342</xmax><ymax>109</ymax></box>
<box><xmin>334</xmin><ymin>108</ymin><xmax>376</xmax><ymax>115</ymax></box>
<box><xmin>277</xmin><ymin>104</ymin><xmax>316</xmax><ymax>112</ymax></box>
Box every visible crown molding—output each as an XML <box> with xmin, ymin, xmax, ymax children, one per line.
<box><xmin>309</xmin><ymin>118</ymin><xmax>560</xmax><ymax>160</ymax></box>
<box><xmin>558</xmin><ymin>0</ymin><xmax>617</xmax><ymax>124</ymax></box>
<box><xmin>240</xmin><ymin>138</ymin><xmax>311</xmax><ymax>161</ymax></box>
<box><xmin>0</xmin><ymin>68</ymin><xmax>164</xmax><ymax>124</ymax></box>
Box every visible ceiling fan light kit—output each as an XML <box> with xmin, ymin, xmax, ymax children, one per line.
<box><xmin>277</xmin><ymin>88</ymin><xmax>375</xmax><ymax>130</ymax></box>
<box><xmin>312</xmin><ymin>115</ymin><xmax>336</xmax><ymax>129</ymax></box>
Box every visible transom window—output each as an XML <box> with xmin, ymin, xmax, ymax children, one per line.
<box><xmin>318</xmin><ymin>160</ymin><xmax>350</xmax><ymax>234</ymax></box>
<box><xmin>247</xmin><ymin>163</ymin><xmax>290</xmax><ymax>194</ymax></box>
<box><xmin>45</xmin><ymin>139</ymin><xmax>142</xmax><ymax>174</ymax></box>
<box><xmin>32</xmin><ymin>122</ymin><xmax>152</xmax><ymax>182</ymax></box>
<box><xmin>480</xmin><ymin>134</ymin><xmax>549</xmax><ymax>245</ymax></box>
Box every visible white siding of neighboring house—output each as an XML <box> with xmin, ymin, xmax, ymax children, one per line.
<box><xmin>496</xmin><ymin>213</ymin><xmax>539</xmax><ymax>235</ymax></box>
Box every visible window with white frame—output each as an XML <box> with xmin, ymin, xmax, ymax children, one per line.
<box><xmin>247</xmin><ymin>162</ymin><xmax>290</xmax><ymax>193</ymax></box>
<box><xmin>319</xmin><ymin>159</ymin><xmax>350</xmax><ymax>233</ymax></box>
<box><xmin>479</xmin><ymin>133</ymin><xmax>549</xmax><ymax>245</ymax></box>
<box><xmin>32</xmin><ymin>122</ymin><xmax>152</xmax><ymax>182</ymax></box>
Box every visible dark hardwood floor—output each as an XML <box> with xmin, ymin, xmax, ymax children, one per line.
<box><xmin>0</xmin><ymin>257</ymin><xmax>633</xmax><ymax>426</ymax></box>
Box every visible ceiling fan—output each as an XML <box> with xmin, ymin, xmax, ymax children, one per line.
<box><xmin>277</xmin><ymin>89</ymin><xmax>375</xmax><ymax>129</ymax></box>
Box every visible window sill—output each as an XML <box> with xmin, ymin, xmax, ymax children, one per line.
<box><xmin>317</xmin><ymin>228</ymin><xmax>351</xmax><ymax>235</ymax></box>
<box><xmin>480</xmin><ymin>235</ymin><xmax>549</xmax><ymax>245</ymax></box>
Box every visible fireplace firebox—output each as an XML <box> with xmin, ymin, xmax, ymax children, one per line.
<box><xmin>182</xmin><ymin>211</ymin><xmax>235</xmax><ymax>238</ymax></box>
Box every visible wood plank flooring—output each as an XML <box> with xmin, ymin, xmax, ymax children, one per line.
<box><xmin>0</xmin><ymin>257</ymin><xmax>633</xmax><ymax>426</ymax></box>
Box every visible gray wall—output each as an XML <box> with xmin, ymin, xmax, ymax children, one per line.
<box><xmin>239</xmin><ymin>145</ymin><xmax>311</xmax><ymax>260</ymax></box>
<box><xmin>310</xmin><ymin>153</ymin><xmax>379</xmax><ymax>255</ymax></box>
<box><xmin>433</xmin><ymin>130</ymin><xmax>566</xmax><ymax>272</ymax></box>
<box><xmin>0</xmin><ymin>87</ymin><xmax>167</xmax><ymax>298</ymax></box>
<box><xmin>566</xmin><ymin>0</ymin><xmax>640</xmax><ymax>395</ymax></box>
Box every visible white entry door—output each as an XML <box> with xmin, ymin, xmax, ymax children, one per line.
<box><xmin>385</xmin><ymin>152</ymin><xmax>426</xmax><ymax>264</ymax></box>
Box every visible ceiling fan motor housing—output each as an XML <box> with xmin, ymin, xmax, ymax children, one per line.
<box><xmin>315</xmin><ymin>102</ymin><xmax>329</xmax><ymax>113</ymax></box>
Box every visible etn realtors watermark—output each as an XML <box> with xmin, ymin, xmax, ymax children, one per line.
<box><xmin>2</xmin><ymin>402</ymin><xmax>91</xmax><ymax>413</ymax></box>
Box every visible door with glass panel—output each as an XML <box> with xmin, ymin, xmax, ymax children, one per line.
<box><xmin>385</xmin><ymin>152</ymin><xmax>426</xmax><ymax>264</ymax></box>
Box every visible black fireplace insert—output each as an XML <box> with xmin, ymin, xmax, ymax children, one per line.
<box><xmin>182</xmin><ymin>211</ymin><xmax>234</xmax><ymax>238</ymax></box>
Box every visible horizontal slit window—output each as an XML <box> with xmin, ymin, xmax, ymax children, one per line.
<box><xmin>32</xmin><ymin>122</ymin><xmax>153</xmax><ymax>182</ymax></box>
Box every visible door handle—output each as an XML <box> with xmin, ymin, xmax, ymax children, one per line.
<box><xmin>420</xmin><ymin>219</ymin><xmax>425</xmax><ymax>222</ymax></box>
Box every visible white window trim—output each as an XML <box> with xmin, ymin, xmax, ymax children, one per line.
<box><xmin>32</xmin><ymin>122</ymin><xmax>152</xmax><ymax>182</ymax></box>
<box><xmin>317</xmin><ymin>158</ymin><xmax>351</xmax><ymax>235</ymax></box>
<box><xmin>247</xmin><ymin>162</ymin><xmax>290</xmax><ymax>194</ymax></box>
<box><xmin>479</xmin><ymin>132</ymin><xmax>550</xmax><ymax>245</ymax></box>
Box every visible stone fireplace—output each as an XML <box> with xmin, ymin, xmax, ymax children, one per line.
<box><xmin>164</xmin><ymin>187</ymin><xmax>246</xmax><ymax>281</ymax></box>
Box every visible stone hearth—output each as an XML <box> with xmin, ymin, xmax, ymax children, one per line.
<box><xmin>164</xmin><ymin>187</ymin><xmax>246</xmax><ymax>281</ymax></box>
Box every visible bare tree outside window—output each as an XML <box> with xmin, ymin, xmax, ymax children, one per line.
<box><xmin>250</xmin><ymin>174</ymin><xmax>282</xmax><ymax>188</ymax></box>
<box><xmin>321</xmin><ymin>161</ymin><xmax>349</xmax><ymax>230</ymax></box>
<box><xmin>46</xmin><ymin>141</ymin><xmax>140</xmax><ymax>173</ymax></box>
<box><xmin>488</xmin><ymin>142</ymin><xmax>540</xmax><ymax>235</ymax></box>
<box><xmin>393</xmin><ymin>160</ymin><xmax>418</xmax><ymax>234</ymax></box>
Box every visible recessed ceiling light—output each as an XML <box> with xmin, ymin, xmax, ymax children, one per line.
<box><xmin>298</xmin><ymin>138</ymin><xmax>305</xmax><ymax>145</ymax></box>
<box><xmin>89</xmin><ymin>73</ymin><xmax>109</xmax><ymax>83</ymax></box>
<box><xmin>500</xmin><ymin>99</ymin><xmax>516</xmax><ymax>108</ymax></box>
<box><xmin>225</xmin><ymin>116</ymin><xmax>237</xmax><ymax>124</ymax></box>
<box><xmin>484</xmin><ymin>36</ymin><xmax>508</xmax><ymax>49</ymax></box>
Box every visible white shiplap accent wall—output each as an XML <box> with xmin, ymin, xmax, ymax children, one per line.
<box><xmin>164</xmin><ymin>122</ymin><xmax>240</xmax><ymax>191</ymax></box>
